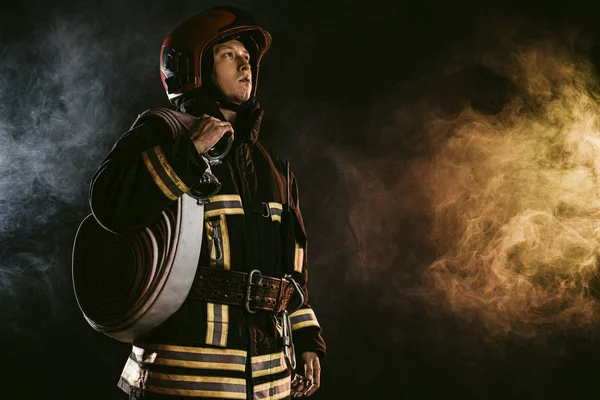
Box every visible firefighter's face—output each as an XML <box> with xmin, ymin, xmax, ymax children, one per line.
<box><xmin>212</xmin><ymin>39</ymin><xmax>252</xmax><ymax>104</ymax></box>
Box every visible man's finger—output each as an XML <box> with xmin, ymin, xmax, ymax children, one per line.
<box><xmin>291</xmin><ymin>379</ymin><xmax>305</xmax><ymax>397</ymax></box>
<box><xmin>304</xmin><ymin>360</ymin><xmax>313</xmax><ymax>382</ymax></box>
<box><xmin>304</xmin><ymin>358</ymin><xmax>321</xmax><ymax>397</ymax></box>
<box><xmin>297</xmin><ymin>361</ymin><xmax>313</xmax><ymax>397</ymax></box>
<box><xmin>291</xmin><ymin>375</ymin><xmax>302</xmax><ymax>389</ymax></box>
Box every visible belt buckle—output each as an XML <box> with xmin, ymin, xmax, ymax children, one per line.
<box><xmin>244</xmin><ymin>269</ymin><xmax>262</xmax><ymax>314</ymax></box>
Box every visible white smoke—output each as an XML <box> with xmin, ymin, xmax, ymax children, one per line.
<box><xmin>0</xmin><ymin>11</ymin><xmax>163</xmax><ymax>337</ymax></box>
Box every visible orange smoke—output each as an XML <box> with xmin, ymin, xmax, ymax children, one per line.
<box><xmin>418</xmin><ymin>38</ymin><xmax>600</xmax><ymax>338</ymax></box>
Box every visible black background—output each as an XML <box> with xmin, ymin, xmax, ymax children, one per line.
<box><xmin>2</xmin><ymin>0</ymin><xmax>600</xmax><ymax>399</ymax></box>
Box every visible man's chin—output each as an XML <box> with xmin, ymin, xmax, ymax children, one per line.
<box><xmin>228</xmin><ymin>93</ymin><xmax>251</xmax><ymax>105</ymax></box>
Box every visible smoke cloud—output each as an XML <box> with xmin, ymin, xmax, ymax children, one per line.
<box><xmin>419</xmin><ymin>37</ymin><xmax>600</xmax><ymax>340</ymax></box>
<box><xmin>0</xmin><ymin>10</ymin><xmax>162</xmax><ymax>340</ymax></box>
<box><xmin>291</xmin><ymin>23</ymin><xmax>600</xmax><ymax>343</ymax></box>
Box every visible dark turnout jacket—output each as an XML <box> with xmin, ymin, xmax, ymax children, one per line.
<box><xmin>89</xmin><ymin>96</ymin><xmax>326</xmax><ymax>399</ymax></box>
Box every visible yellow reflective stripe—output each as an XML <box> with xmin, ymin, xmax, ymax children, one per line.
<box><xmin>145</xmin><ymin>386</ymin><xmax>247</xmax><ymax>399</ymax></box>
<box><xmin>251</xmin><ymin>352</ymin><xmax>286</xmax><ymax>378</ymax></box>
<box><xmin>253</xmin><ymin>364</ymin><xmax>286</xmax><ymax>378</ymax></box>
<box><xmin>253</xmin><ymin>363</ymin><xmax>285</xmax><ymax>379</ymax></box>
<box><xmin>273</xmin><ymin>391</ymin><xmax>291</xmax><ymax>400</ymax></box>
<box><xmin>268</xmin><ymin>202</ymin><xmax>283</xmax><ymax>211</ymax></box>
<box><xmin>135</xmin><ymin>343</ymin><xmax>247</xmax><ymax>371</ymax></box>
<box><xmin>148</xmin><ymin>373</ymin><xmax>244</xmax><ymax>385</ymax></box>
<box><xmin>269</xmin><ymin>202</ymin><xmax>283</xmax><ymax>223</ymax></box>
<box><xmin>219</xmin><ymin>304</ymin><xmax>229</xmax><ymax>347</ymax></box>
<box><xmin>153</xmin><ymin>359</ymin><xmax>245</xmax><ymax>371</ymax></box>
<box><xmin>141</xmin><ymin>151</ymin><xmax>177</xmax><ymax>200</ymax></box>
<box><xmin>222</xmin><ymin>305</ymin><xmax>229</xmax><ymax>324</ymax></box>
<box><xmin>289</xmin><ymin>309</ymin><xmax>314</xmax><ymax>318</ymax></box>
<box><xmin>253</xmin><ymin>375</ymin><xmax>291</xmax><ymax>392</ymax></box>
<box><xmin>252</xmin><ymin>352</ymin><xmax>277</xmax><ymax>364</ymax></box>
<box><xmin>291</xmin><ymin>320</ymin><xmax>320</xmax><ymax>330</ymax></box>
<box><xmin>289</xmin><ymin>309</ymin><xmax>320</xmax><ymax>331</ymax></box>
<box><xmin>210</xmin><ymin>194</ymin><xmax>242</xmax><ymax>202</ymax></box>
<box><xmin>145</xmin><ymin>344</ymin><xmax>246</xmax><ymax>357</ymax></box>
<box><xmin>220</xmin><ymin>214</ymin><xmax>231</xmax><ymax>270</ymax></box>
<box><xmin>204</xmin><ymin>208</ymin><xmax>244</xmax><ymax>218</ymax></box>
<box><xmin>153</xmin><ymin>146</ymin><xmax>189</xmax><ymax>193</ymax></box>
<box><xmin>207</xmin><ymin>303</ymin><xmax>228</xmax><ymax>347</ymax></box>
<box><xmin>206</xmin><ymin>302</ymin><xmax>215</xmax><ymax>345</ymax></box>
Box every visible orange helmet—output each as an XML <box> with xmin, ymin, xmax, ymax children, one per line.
<box><xmin>160</xmin><ymin>6</ymin><xmax>272</xmax><ymax>104</ymax></box>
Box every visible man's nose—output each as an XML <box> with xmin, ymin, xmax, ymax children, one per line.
<box><xmin>239</xmin><ymin>58</ymin><xmax>250</xmax><ymax>71</ymax></box>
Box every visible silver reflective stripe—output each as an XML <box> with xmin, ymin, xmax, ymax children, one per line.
<box><xmin>268</xmin><ymin>202</ymin><xmax>283</xmax><ymax>222</ymax></box>
<box><xmin>135</xmin><ymin>344</ymin><xmax>247</xmax><ymax>371</ymax></box>
<box><xmin>204</xmin><ymin>194</ymin><xmax>244</xmax><ymax>218</ymax></box>
<box><xmin>145</xmin><ymin>373</ymin><xmax>247</xmax><ymax>399</ymax></box>
<box><xmin>206</xmin><ymin>302</ymin><xmax>229</xmax><ymax>347</ymax></box>
<box><xmin>251</xmin><ymin>352</ymin><xmax>286</xmax><ymax>378</ymax></box>
<box><xmin>289</xmin><ymin>308</ymin><xmax>320</xmax><ymax>331</ymax></box>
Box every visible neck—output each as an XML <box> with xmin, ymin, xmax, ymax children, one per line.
<box><xmin>219</xmin><ymin>108</ymin><xmax>237</xmax><ymax>124</ymax></box>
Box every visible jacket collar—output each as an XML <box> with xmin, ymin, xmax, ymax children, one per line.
<box><xmin>178</xmin><ymin>92</ymin><xmax>262</xmax><ymax>145</ymax></box>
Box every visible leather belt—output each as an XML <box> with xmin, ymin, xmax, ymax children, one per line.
<box><xmin>188</xmin><ymin>267</ymin><xmax>299</xmax><ymax>313</ymax></box>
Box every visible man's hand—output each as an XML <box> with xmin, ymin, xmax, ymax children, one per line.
<box><xmin>189</xmin><ymin>114</ymin><xmax>234</xmax><ymax>154</ymax></box>
<box><xmin>291</xmin><ymin>351</ymin><xmax>321</xmax><ymax>398</ymax></box>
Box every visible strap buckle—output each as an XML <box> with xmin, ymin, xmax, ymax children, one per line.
<box><xmin>244</xmin><ymin>269</ymin><xmax>262</xmax><ymax>314</ymax></box>
<box><xmin>261</xmin><ymin>201</ymin><xmax>271</xmax><ymax>218</ymax></box>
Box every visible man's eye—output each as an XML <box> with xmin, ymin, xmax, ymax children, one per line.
<box><xmin>224</xmin><ymin>52</ymin><xmax>233</xmax><ymax>58</ymax></box>
<box><xmin>244</xmin><ymin>55</ymin><xmax>250</xmax><ymax>61</ymax></box>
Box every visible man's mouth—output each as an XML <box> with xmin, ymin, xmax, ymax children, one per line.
<box><xmin>239</xmin><ymin>76</ymin><xmax>251</xmax><ymax>83</ymax></box>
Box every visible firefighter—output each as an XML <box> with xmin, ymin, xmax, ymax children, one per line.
<box><xmin>89</xmin><ymin>5</ymin><xmax>326</xmax><ymax>400</ymax></box>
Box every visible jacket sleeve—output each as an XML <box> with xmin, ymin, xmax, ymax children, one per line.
<box><xmin>89</xmin><ymin>115</ymin><xmax>207</xmax><ymax>233</ymax></box>
<box><xmin>287</xmin><ymin>171</ymin><xmax>327</xmax><ymax>361</ymax></box>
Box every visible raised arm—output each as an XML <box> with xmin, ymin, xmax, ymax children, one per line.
<box><xmin>89</xmin><ymin>116</ymin><xmax>206</xmax><ymax>233</ymax></box>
